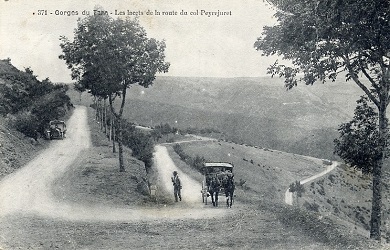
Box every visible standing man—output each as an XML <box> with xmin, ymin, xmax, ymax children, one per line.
<box><xmin>171</xmin><ymin>171</ymin><xmax>182</xmax><ymax>202</ymax></box>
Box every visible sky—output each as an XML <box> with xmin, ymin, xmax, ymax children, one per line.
<box><xmin>0</xmin><ymin>0</ymin><xmax>280</xmax><ymax>83</ymax></box>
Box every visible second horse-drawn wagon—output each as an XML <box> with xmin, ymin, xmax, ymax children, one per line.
<box><xmin>201</xmin><ymin>162</ymin><xmax>235</xmax><ymax>208</ymax></box>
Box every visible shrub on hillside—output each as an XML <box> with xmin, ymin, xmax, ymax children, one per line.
<box><xmin>0</xmin><ymin>62</ymin><xmax>72</xmax><ymax>138</ymax></box>
<box><xmin>10</xmin><ymin>111</ymin><xmax>40</xmax><ymax>139</ymax></box>
<box><xmin>289</xmin><ymin>180</ymin><xmax>305</xmax><ymax>197</ymax></box>
<box><xmin>122</xmin><ymin>121</ymin><xmax>154</xmax><ymax>172</ymax></box>
<box><xmin>237</xmin><ymin>178</ymin><xmax>249</xmax><ymax>190</ymax></box>
<box><xmin>173</xmin><ymin>144</ymin><xmax>206</xmax><ymax>172</ymax></box>
<box><xmin>188</xmin><ymin>155</ymin><xmax>206</xmax><ymax>171</ymax></box>
<box><xmin>31</xmin><ymin>87</ymin><xmax>71</xmax><ymax>120</ymax></box>
<box><xmin>181</xmin><ymin>126</ymin><xmax>221</xmax><ymax>135</ymax></box>
<box><xmin>151</xmin><ymin>123</ymin><xmax>178</xmax><ymax>141</ymax></box>
<box><xmin>303</xmin><ymin>201</ymin><xmax>320</xmax><ymax>212</ymax></box>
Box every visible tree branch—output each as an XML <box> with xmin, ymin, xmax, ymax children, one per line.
<box><xmin>360</xmin><ymin>64</ymin><xmax>380</xmax><ymax>91</ymax></box>
<box><xmin>108</xmin><ymin>93</ymin><xmax>119</xmax><ymax>120</ymax></box>
<box><xmin>342</xmin><ymin>55</ymin><xmax>380</xmax><ymax>107</ymax></box>
<box><xmin>119</xmin><ymin>80</ymin><xmax>127</xmax><ymax>118</ymax></box>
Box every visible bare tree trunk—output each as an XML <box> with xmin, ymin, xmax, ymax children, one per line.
<box><xmin>108</xmin><ymin>95</ymin><xmax>117</xmax><ymax>154</ymax></box>
<box><xmin>104</xmin><ymin>98</ymin><xmax>107</xmax><ymax>135</ymax></box>
<box><xmin>108</xmin><ymin>81</ymin><xmax>127</xmax><ymax>172</ymax></box>
<box><xmin>96</xmin><ymin>98</ymin><xmax>101</xmax><ymax>128</ymax></box>
<box><xmin>370</xmin><ymin>98</ymin><xmax>387</xmax><ymax>240</ymax></box>
<box><xmin>94</xmin><ymin>96</ymin><xmax>98</xmax><ymax>120</ymax></box>
<box><xmin>116</xmin><ymin>85</ymin><xmax>127</xmax><ymax>172</ymax></box>
<box><xmin>112</xmin><ymin>116</ymin><xmax>116</xmax><ymax>153</ymax></box>
<box><xmin>117</xmin><ymin>118</ymin><xmax>125</xmax><ymax>172</ymax></box>
<box><xmin>109</xmin><ymin>110</ymin><xmax>112</xmax><ymax>141</ymax></box>
<box><xmin>100</xmin><ymin>99</ymin><xmax>104</xmax><ymax>131</ymax></box>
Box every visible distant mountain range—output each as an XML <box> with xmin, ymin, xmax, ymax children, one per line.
<box><xmin>114</xmin><ymin>75</ymin><xmax>364</xmax><ymax>160</ymax></box>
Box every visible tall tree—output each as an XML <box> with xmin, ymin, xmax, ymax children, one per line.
<box><xmin>254</xmin><ymin>0</ymin><xmax>390</xmax><ymax>240</ymax></box>
<box><xmin>60</xmin><ymin>12</ymin><xmax>169</xmax><ymax>172</ymax></box>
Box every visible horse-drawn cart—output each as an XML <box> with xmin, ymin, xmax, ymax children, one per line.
<box><xmin>201</xmin><ymin>162</ymin><xmax>235</xmax><ymax>207</ymax></box>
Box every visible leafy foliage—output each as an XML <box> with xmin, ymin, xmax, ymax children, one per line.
<box><xmin>173</xmin><ymin>144</ymin><xmax>206</xmax><ymax>172</ymax></box>
<box><xmin>181</xmin><ymin>127</ymin><xmax>221</xmax><ymax>135</ymax></box>
<box><xmin>121</xmin><ymin>120</ymin><xmax>154</xmax><ymax>172</ymax></box>
<box><xmin>256</xmin><ymin>0</ymin><xmax>390</xmax><ymax>96</ymax></box>
<box><xmin>59</xmin><ymin>12</ymin><xmax>170</xmax><ymax>98</ymax></box>
<box><xmin>151</xmin><ymin>123</ymin><xmax>178</xmax><ymax>141</ymax></box>
<box><xmin>289</xmin><ymin>180</ymin><xmax>305</xmax><ymax>197</ymax></box>
<box><xmin>334</xmin><ymin>96</ymin><xmax>388</xmax><ymax>174</ymax></box>
<box><xmin>255</xmin><ymin>0</ymin><xmax>390</xmax><ymax>240</ymax></box>
<box><xmin>59</xmin><ymin>10</ymin><xmax>169</xmax><ymax>172</ymax></box>
<box><xmin>0</xmin><ymin>60</ymin><xmax>72</xmax><ymax>139</ymax></box>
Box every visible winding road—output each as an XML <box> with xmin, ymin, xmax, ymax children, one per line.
<box><xmin>0</xmin><ymin>106</ymin><xmax>227</xmax><ymax>222</ymax></box>
<box><xmin>284</xmin><ymin>161</ymin><xmax>338</xmax><ymax>205</ymax></box>
<box><xmin>0</xmin><ymin>105</ymin><xmax>340</xmax><ymax>224</ymax></box>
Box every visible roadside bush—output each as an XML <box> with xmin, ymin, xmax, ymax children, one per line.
<box><xmin>181</xmin><ymin>126</ymin><xmax>221</xmax><ymax>135</ymax></box>
<box><xmin>136</xmin><ymin>178</ymin><xmax>151</xmax><ymax>196</ymax></box>
<box><xmin>238</xmin><ymin>178</ymin><xmax>246</xmax><ymax>187</ymax></box>
<box><xmin>173</xmin><ymin>144</ymin><xmax>185</xmax><ymax>157</ymax></box>
<box><xmin>317</xmin><ymin>184</ymin><xmax>326</xmax><ymax>196</ymax></box>
<box><xmin>328</xmin><ymin>174</ymin><xmax>336</xmax><ymax>183</ymax></box>
<box><xmin>166</xmin><ymin>138</ymin><xmax>175</xmax><ymax>143</ymax></box>
<box><xmin>303</xmin><ymin>201</ymin><xmax>320</xmax><ymax>212</ymax></box>
<box><xmin>122</xmin><ymin>121</ymin><xmax>154</xmax><ymax>172</ymax></box>
<box><xmin>154</xmin><ymin>123</ymin><xmax>177</xmax><ymax>134</ymax></box>
<box><xmin>0</xmin><ymin>62</ymin><xmax>72</xmax><ymax>138</ymax></box>
<box><xmin>289</xmin><ymin>180</ymin><xmax>305</xmax><ymax>197</ymax></box>
<box><xmin>236</xmin><ymin>178</ymin><xmax>249</xmax><ymax>190</ymax></box>
<box><xmin>11</xmin><ymin>111</ymin><xmax>40</xmax><ymax>139</ymax></box>
<box><xmin>173</xmin><ymin>144</ymin><xmax>206</xmax><ymax>172</ymax></box>
<box><xmin>151</xmin><ymin>123</ymin><xmax>178</xmax><ymax>142</ymax></box>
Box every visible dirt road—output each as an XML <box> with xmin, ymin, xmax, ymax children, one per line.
<box><xmin>0</xmin><ymin>106</ymin><xmax>91</xmax><ymax>218</ymax></box>
<box><xmin>0</xmin><ymin>106</ymin><xmax>382</xmax><ymax>250</ymax></box>
<box><xmin>0</xmin><ymin>106</ymin><xmax>227</xmax><ymax>222</ymax></box>
<box><xmin>284</xmin><ymin>161</ymin><xmax>338</xmax><ymax>205</ymax></box>
<box><xmin>154</xmin><ymin>145</ymin><xmax>203</xmax><ymax>205</ymax></box>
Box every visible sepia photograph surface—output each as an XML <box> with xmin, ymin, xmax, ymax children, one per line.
<box><xmin>0</xmin><ymin>0</ymin><xmax>389</xmax><ymax>249</ymax></box>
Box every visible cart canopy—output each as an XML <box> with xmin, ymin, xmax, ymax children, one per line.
<box><xmin>49</xmin><ymin>120</ymin><xmax>66</xmax><ymax>130</ymax></box>
<box><xmin>201</xmin><ymin>162</ymin><xmax>233</xmax><ymax>174</ymax></box>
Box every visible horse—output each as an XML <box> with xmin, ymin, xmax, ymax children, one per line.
<box><xmin>208</xmin><ymin>176</ymin><xmax>221</xmax><ymax>207</ymax></box>
<box><xmin>224</xmin><ymin>175</ymin><xmax>235</xmax><ymax>208</ymax></box>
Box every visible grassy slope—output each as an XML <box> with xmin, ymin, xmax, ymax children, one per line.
<box><xmin>0</xmin><ymin>132</ymin><xmax>381</xmax><ymax>249</ymax></box>
<box><xmin>118</xmin><ymin>76</ymin><xmax>363</xmax><ymax>160</ymax></box>
<box><xmin>170</xmin><ymin>140</ymin><xmax>325</xmax><ymax>201</ymax></box>
<box><xmin>65</xmin><ymin>79</ymin><xmax>389</xmax><ymax>246</ymax></box>
<box><xmin>164</xmin><ymin>140</ymin><xmax>382</xmax><ymax>249</ymax></box>
<box><xmin>167</xmin><ymin>138</ymin><xmax>390</xmax><ymax>243</ymax></box>
<box><xmin>0</xmin><ymin>60</ymin><xmax>51</xmax><ymax>180</ymax></box>
<box><xmin>0</xmin><ymin>119</ymin><xmax>49</xmax><ymax>179</ymax></box>
<box><xmin>0</xmin><ymin>83</ymin><xmax>383</xmax><ymax>249</ymax></box>
<box><xmin>300</xmin><ymin>163</ymin><xmax>390</xmax><ymax>240</ymax></box>
<box><xmin>70</xmin><ymin>75</ymin><xmax>390</xmax><ymax>242</ymax></box>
